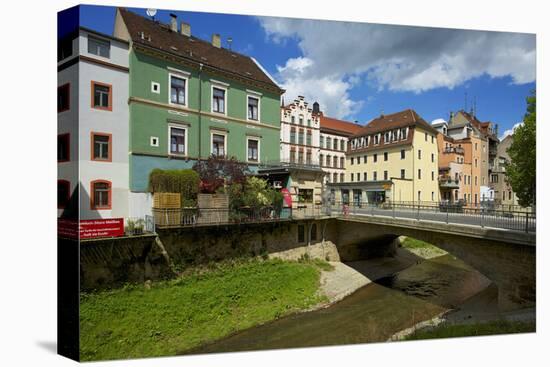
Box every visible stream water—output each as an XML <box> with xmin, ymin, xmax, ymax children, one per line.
<box><xmin>184</xmin><ymin>251</ymin><xmax>505</xmax><ymax>355</ymax></box>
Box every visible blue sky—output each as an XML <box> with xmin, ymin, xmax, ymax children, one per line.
<box><xmin>77</xmin><ymin>5</ymin><xmax>535</xmax><ymax>138</ymax></box>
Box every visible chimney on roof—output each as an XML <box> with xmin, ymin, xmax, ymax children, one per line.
<box><xmin>212</xmin><ymin>33</ymin><xmax>221</xmax><ymax>48</ymax></box>
<box><xmin>180</xmin><ymin>22</ymin><xmax>191</xmax><ymax>37</ymax></box>
<box><xmin>312</xmin><ymin>102</ymin><xmax>320</xmax><ymax>114</ymax></box>
<box><xmin>169</xmin><ymin>13</ymin><xmax>177</xmax><ymax>32</ymax></box>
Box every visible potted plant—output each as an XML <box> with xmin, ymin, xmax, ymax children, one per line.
<box><xmin>134</xmin><ymin>219</ymin><xmax>144</xmax><ymax>235</ymax></box>
<box><xmin>125</xmin><ymin>219</ymin><xmax>136</xmax><ymax>236</ymax></box>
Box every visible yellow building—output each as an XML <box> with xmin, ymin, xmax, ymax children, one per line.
<box><xmin>329</xmin><ymin>109</ymin><xmax>439</xmax><ymax>204</ymax></box>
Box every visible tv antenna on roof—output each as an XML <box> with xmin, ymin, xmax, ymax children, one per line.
<box><xmin>146</xmin><ymin>8</ymin><xmax>157</xmax><ymax>20</ymax></box>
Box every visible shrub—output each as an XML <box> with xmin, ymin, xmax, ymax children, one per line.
<box><xmin>148</xmin><ymin>169</ymin><xmax>200</xmax><ymax>206</ymax></box>
<box><xmin>227</xmin><ymin>176</ymin><xmax>284</xmax><ymax>213</ymax></box>
<box><xmin>193</xmin><ymin>156</ymin><xmax>249</xmax><ymax>193</ymax></box>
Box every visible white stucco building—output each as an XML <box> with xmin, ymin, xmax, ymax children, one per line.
<box><xmin>280</xmin><ymin>96</ymin><xmax>320</xmax><ymax>165</ymax></box>
<box><xmin>316</xmin><ymin>102</ymin><xmax>363</xmax><ymax>185</ymax></box>
<box><xmin>58</xmin><ymin>27</ymin><xmax>130</xmax><ymax>221</ymax></box>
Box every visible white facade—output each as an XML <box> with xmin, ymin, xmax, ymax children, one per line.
<box><xmin>58</xmin><ymin>28</ymin><xmax>130</xmax><ymax>220</ymax></box>
<box><xmin>280</xmin><ymin>96</ymin><xmax>320</xmax><ymax>165</ymax></box>
<box><xmin>319</xmin><ymin>130</ymin><xmax>350</xmax><ymax>184</ymax></box>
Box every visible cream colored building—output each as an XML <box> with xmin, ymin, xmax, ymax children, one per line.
<box><xmin>328</xmin><ymin>109</ymin><xmax>439</xmax><ymax>204</ymax></box>
<box><xmin>490</xmin><ymin>134</ymin><xmax>520</xmax><ymax>207</ymax></box>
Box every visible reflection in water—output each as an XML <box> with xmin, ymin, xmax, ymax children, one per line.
<box><xmin>183</xmin><ymin>254</ymin><xmax>492</xmax><ymax>355</ymax></box>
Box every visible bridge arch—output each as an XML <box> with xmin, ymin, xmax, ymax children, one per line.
<box><xmin>335</xmin><ymin>216</ymin><xmax>535</xmax><ymax>311</ymax></box>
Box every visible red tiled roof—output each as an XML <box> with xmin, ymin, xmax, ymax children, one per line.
<box><xmin>354</xmin><ymin>109</ymin><xmax>437</xmax><ymax>136</ymax></box>
<box><xmin>118</xmin><ymin>8</ymin><xmax>283</xmax><ymax>93</ymax></box>
<box><xmin>347</xmin><ymin>109</ymin><xmax>437</xmax><ymax>153</ymax></box>
<box><xmin>319</xmin><ymin>114</ymin><xmax>363</xmax><ymax>136</ymax></box>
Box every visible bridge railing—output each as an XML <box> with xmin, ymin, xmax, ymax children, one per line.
<box><xmin>329</xmin><ymin>201</ymin><xmax>536</xmax><ymax>233</ymax></box>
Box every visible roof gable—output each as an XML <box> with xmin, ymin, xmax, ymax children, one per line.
<box><xmin>118</xmin><ymin>8</ymin><xmax>283</xmax><ymax>94</ymax></box>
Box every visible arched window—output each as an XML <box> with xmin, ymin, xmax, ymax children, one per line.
<box><xmin>90</xmin><ymin>180</ymin><xmax>112</xmax><ymax>210</ymax></box>
<box><xmin>58</xmin><ymin>180</ymin><xmax>70</xmax><ymax>209</ymax></box>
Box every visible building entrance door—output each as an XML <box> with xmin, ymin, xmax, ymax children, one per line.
<box><xmin>353</xmin><ymin>189</ymin><xmax>362</xmax><ymax>207</ymax></box>
<box><xmin>341</xmin><ymin>189</ymin><xmax>350</xmax><ymax>205</ymax></box>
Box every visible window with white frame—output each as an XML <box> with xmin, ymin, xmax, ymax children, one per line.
<box><xmin>212</xmin><ymin>87</ymin><xmax>226</xmax><ymax>114</ymax></box>
<box><xmin>88</xmin><ymin>36</ymin><xmax>110</xmax><ymax>58</ymax></box>
<box><xmin>247</xmin><ymin>95</ymin><xmax>259</xmax><ymax>120</ymax></box>
<box><xmin>212</xmin><ymin>133</ymin><xmax>226</xmax><ymax>157</ymax></box>
<box><xmin>170</xmin><ymin>75</ymin><xmax>186</xmax><ymax>105</ymax></box>
<box><xmin>169</xmin><ymin>126</ymin><xmax>187</xmax><ymax>155</ymax></box>
<box><xmin>247</xmin><ymin>138</ymin><xmax>259</xmax><ymax>162</ymax></box>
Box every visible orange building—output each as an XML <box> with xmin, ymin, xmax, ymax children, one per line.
<box><xmin>434</xmin><ymin>120</ymin><xmax>485</xmax><ymax>206</ymax></box>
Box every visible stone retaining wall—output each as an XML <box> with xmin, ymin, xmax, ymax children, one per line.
<box><xmin>79</xmin><ymin>219</ymin><xmax>342</xmax><ymax>289</ymax></box>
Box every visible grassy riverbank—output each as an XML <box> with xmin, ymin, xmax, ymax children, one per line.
<box><xmin>400</xmin><ymin>237</ymin><xmax>447</xmax><ymax>259</ymax></box>
<box><xmin>405</xmin><ymin>319</ymin><xmax>535</xmax><ymax>340</ymax></box>
<box><xmin>80</xmin><ymin>259</ymin><xmax>329</xmax><ymax>361</ymax></box>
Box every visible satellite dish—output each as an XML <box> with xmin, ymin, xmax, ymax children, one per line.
<box><xmin>146</xmin><ymin>9</ymin><xmax>157</xmax><ymax>18</ymax></box>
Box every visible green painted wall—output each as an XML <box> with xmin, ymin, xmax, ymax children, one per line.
<box><xmin>128</xmin><ymin>49</ymin><xmax>282</xmax><ymax>192</ymax></box>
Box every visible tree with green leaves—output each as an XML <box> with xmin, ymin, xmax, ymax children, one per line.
<box><xmin>505</xmin><ymin>90</ymin><xmax>536</xmax><ymax>207</ymax></box>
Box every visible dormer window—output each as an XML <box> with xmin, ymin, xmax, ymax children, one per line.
<box><xmin>374</xmin><ymin>135</ymin><xmax>379</xmax><ymax>145</ymax></box>
<box><xmin>88</xmin><ymin>36</ymin><xmax>110</xmax><ymax>58</ymax></box>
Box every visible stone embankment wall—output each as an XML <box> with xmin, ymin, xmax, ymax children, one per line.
<box><xmin>80</xmin><ymin>234</ymin><xmax>172</xmax><ymax>290</ymax></box>
<box><xmin>80</xmin><ymin>219</ymin><xmax>344</xmax><ymax>289</ymax></box>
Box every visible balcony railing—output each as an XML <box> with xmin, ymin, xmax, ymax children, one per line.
<box><xmin>439</xmin><ymin>176</ymin><xmax>460</xmax><ymax>188</ymax></box>
<box><xmin>443</xmin><ymin>147</ymin><xmax>465</xmax><ymax>154</ymax></box>
<box><xmin>259</xmin><ymin>159</ymin><xmax>322</xmax><ymax>170</ymax></box>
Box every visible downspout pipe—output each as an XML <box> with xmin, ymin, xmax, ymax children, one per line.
<box><xmin>198</xmin><ymin>63</ymin><xmax>204</xmax><ymax>160</ymax></box>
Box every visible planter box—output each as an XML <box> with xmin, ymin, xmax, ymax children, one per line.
<box><xmin>153</xmin><ymin>192</ymin><xmax>181</xmax><ymax>209</ymax></box>
<box><xmin>197</xmin><ymin>193</ymin><xmax>229</xmax><ymax>224</ymax></box>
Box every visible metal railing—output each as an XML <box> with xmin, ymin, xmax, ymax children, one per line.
<box><xmin>329</xmin><ymin>201</ymin><xmax>536</xmax><ymax>233</ymax></box>
<box><xmin>150</xmin><ymin>201</ymin><xmax>536</xmax><ymax>233</ymax></box>
<box><xmin>443</xmin><ymin>147</ymin><xmax>465</xmax><ymax>154</ymax></box>
<box><xmin>258</xmin><ymin>159</ymin><xmax>322</xmax><ymax>170</ymax></box>
<box><xmin>387</xmin><ymin>200</ymin><xmax>534</xmax><ymax>213</ymax></box>
<box><xmin>124</xmin><ymin>216</ymin><xmax>156</xmax><ymax>236</ymax></box>
<box><xmin>152</xmin><ymin>207</ymin><xmax>294</xmax><ymax>228</ymax></box>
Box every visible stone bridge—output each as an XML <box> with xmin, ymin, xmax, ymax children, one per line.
<box><xmin>335</xmin><ymin>214</ymin><xmax>535</xmax><ymax>311</ymax></box>
<box><xmin>79</xmin><ymin>212</ymin><xmax>535</xmax><ymax>312</ymax></box>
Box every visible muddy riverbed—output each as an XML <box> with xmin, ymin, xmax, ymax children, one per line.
<box><xmin>183</xmin><ymin>247</ymin><xmax>522</xmax><ymax>355</ymax></box>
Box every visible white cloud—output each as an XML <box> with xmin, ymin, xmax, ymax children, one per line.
<box><xmin>500</xmin><ymin>122</ymin><xmax>524</xmax><ymax>140</ymax></box>
<box><xmin>277</xmin><ymin>57</ymin><xmax>363</xmax><ymax>118</ymax></box>
<box><xmin>258</xmin><ymin>16</ymin><xmax>535</xmax><ymax>118</ymax></box>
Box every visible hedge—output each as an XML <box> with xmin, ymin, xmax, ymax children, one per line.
<box><xmin>148</xmin><ymin>169</ymin><xmax>200</xmax><ymax>206</ymax></box>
